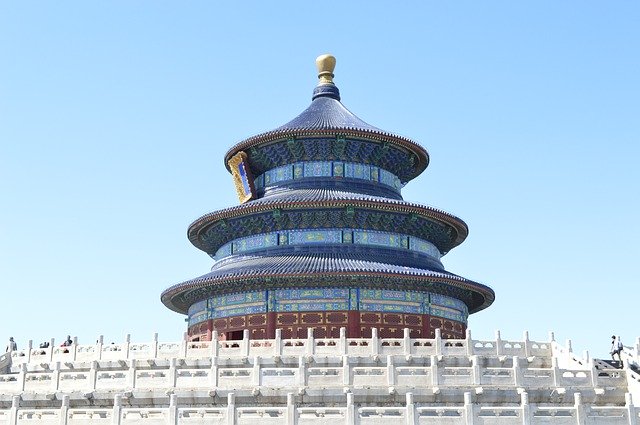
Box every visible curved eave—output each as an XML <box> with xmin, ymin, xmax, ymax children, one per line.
<box><xmin>187</xmin><ymin>196</ymin><xmax>469</xmax><ymax>252</ymax></box>
<box><xmin>161</xmin><ymin>267</ymin><xmax>494</xmax><ymax>316</ymax></box>
<box><xmin>223</xmin><ymin>128</ymin><xmax>430</xmax><ymax>182</ymax></box>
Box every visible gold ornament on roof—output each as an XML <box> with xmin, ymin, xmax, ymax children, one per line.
<box><xmin>316</xmin><ymin>54</ymin><xmax>336</xmax><ymax>85</ymax></box>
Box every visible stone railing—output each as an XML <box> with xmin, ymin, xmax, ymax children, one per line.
<box><xmin>1</xmin><ymin>392</ymin><xmax>639</xmax><ymax>425</ymax></box>
<box><xmin>0</xmin><ymin>330</ymin><xmax>631</xmax><ymax>399</ymax></box>
<box><xmin>0</xmin><ymin>351</ymin><xmax>628</xmax><ymax>396</ymax></box>
<box><xmin>0</xmin><ymin>353</ymin><xmax>10</xmax><ymax>374</ymax></box>
<box><xmin>8</xmin><ymin>329</ymin><xmax>554</xmax><ymax>367</ymax></box>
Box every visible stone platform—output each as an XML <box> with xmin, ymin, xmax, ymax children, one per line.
<box><xmin>0</xmin><ymin>329</ymin><xmax>639</xmax><ymax>424</ymax></box>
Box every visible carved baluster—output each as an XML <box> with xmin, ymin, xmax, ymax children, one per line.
<box><xmin>387</xmin><ymin>355</ymin><xmax>395</xmax><ymax>386</ymax></box>
<box><xmin>521</xmin><ymin>391</ymin><xmax>531</xmax><ymax>425</ymax></box>
<box><xmin>113</xmin><ymin>394</ymin><xmax>123</xmax><ymax>425</ymax></box>
<box><xmin>286</xmin><ymin>393</ymin><xmax>295</xmax><ymax>425</ymax></box>
<box><xmin>168</xmin><ymin>393</ymin><xmax>178</xmax><ymax>425</ymax></box>
<box><xmin>339</xmin><ymin>327</ymin><xmax>347</xmax><ymax>355</ymax></box>
<box><xmin>306</xmin><ymin>328</ymin><xmax>314</xmax><ymax>357</ymax></box>
<box><xmin>346</xmin><ymin>392</ymin><xmax>355</xmax><ymax>425</ymax></box>
<box><xmin>406</xmin><ymin>392</ymin><xmax>416</xmax><ymax>425</ymax></box>
<box><xmin>226</xmin><ymin>393</ymin><xmax>236</xmax><ymax>425</ymax></box>
<box><xmin>60</xmin><ymin>394</ymin><xmax>69</xmax><ymax>425</ymax></box>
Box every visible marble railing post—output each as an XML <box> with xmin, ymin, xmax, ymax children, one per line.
<box><xmin>298</xmin><ymin>356</ymin><xmax>306</xmax><ymax>386</ymax></box>
<box><xmin>495</xmin><ymin>330</ymin><xmax>503</xmax><ymax>356</ymax></box>
<box><xmin>551</xmin><ymin>357</ymin><xmax>560</xmax><ymax>387</ymax></box>
<box><xmin>574</xmin><ymin>393</ymin><xmax>585</xmax><ymax>425</ymax></box>
<box><xmin>9</xmin><ymin>395</ymin><xmax>19</xmax><ymax>425</ymax></box>
<box><xmin>168</xmin><ymin>393</ymin><xmax>178</xmax><ymax>425</ymax></box>
<box><xmin>463</xmin><ymin>392</ymin><xmax>474</xmax><ymax>425</ymax></box>
<box><xmin>434</xmin><ymin>329</ymin><xmax>442</xmax><ymax>356</ymax></box>
<box><xmin>286</xmin><ymin>393</ymin><xmax>295</xmax><ymax>425</ymax></box>
<box><xmin>405</xmin><ymin>392</ymin><xmax>416</xmax><ymax>425</ymax></box>
<box><xmin>430</xmin><ymin>355</ymin><xmax>439</xmax><ymax>386</ymax></box>
<box><xmin>18</xmin><ymin>363</ymin><xmax>27</xmax><ymax>391</ymax></box>
<box><xmin>89</xmin><ymin>361</ymin><xmax>98</xmax><ymax>390</ymax></box>
<box><xmin>168</xmin><ymin>358</ymin><xmax>177</xmax><ymax>388</ymax></box>
<box><xmin>306</xmin><ymin>328</ymin><xmax>315</xmax><ymax>357</ymax></box>
<box><xmin>371</xmin><ymin>328</ymin><xmax>379</xmax><ymax>356</ymax></box>
<box><xmin>565</xmin><ymin>339</ymin><xmax>573</xmax><ymax>364</ymax></box>
<box><xmin>387</xmin><ymin>355</ymin><xmax>395</xmax><ymax>385</ymax></box>
<box><xmin>48</xmin><ymin>338</ymin><xmax>55</xmax><ymax>363</ymax></box>
<box><xmin>465</xmin><ymin>329</ymin><xmax>473</xmax><ymax>356</ymax></box>
<box><xmin>512</xmin><ymin>356</ymin><xmax>522</xmax><ymax>387</ymax></box>
<box><xmin>127</xmin><ymin>360</ymin><xmax>136</xmax><ymax>389</ymax></box>
<box><xmin>72</xmin><ymin>337</ymin><xmax>78</xmax><ymax>361</ymax></box>
<box><xmin>471</xmin><ymin>356</ymin><xmax>480</xmax><ymax>385</ymax></box>
<box><xmin>210</xmin><ymin>357</ymin><xmax>218</xmax><ymax>387</ymax></box>
<box><xmin>124</xmin><ymin>334</ymin><xmax>131</xmax><ymax>359</ymax></box>
<box><xmin>274</xmin><ymin>329</ymin><xmax>282</xmax><ymax>356</ymax></box>
<box><xmin>252</xmin><ymin>356</ymin><xmax>261</xmax><ymax>387</ymax></box>
<box><xmin>403</xmin><ymin>328</ymin><xmax>411</xmax><ymax>356</ymax></box>
<box><xmin>211</xmin><ymin>331</ymin><xmax>219</xmax><ymax>358</ymax></box>
<box><xmin>60</xmin><ymin>394</ymin><xmax>69</xmax><ymax>425</ymax></box>
<box><xmin>339</xmin><ymin>328</ymin><xmax>347</xmax><ymax>355</ymax></box>
<box><xmin>26</xmin><ymin>340</ymin><xmax>32</xmax><ymax>363</ymax></box>
<box><xmin>346</xmin><ymin>392</ymin><xmax>355</xmax><ymax>425</ymax></box>
<box><xmin>152</xmin><ymin>333</ymin><xmax>158</xmax><ymax>359</ymax></box>
<box><xmin>112</xmin><ymin>394</ymin><xmax>122</xmax><ymax>425</ymax></box>
<box><xmin>634</xmin><ymin>337</ymin><xmax>640</xmax><ymax>359</ymax></box>
<box><xmin>242</xmin><ymin>330</ymin><xmax>250</xmax><ymax>357</ymax></box>
<box><xmin>520</xmin><ymin>391</ymin><xmax>531</xmax><ymax>425</ymax></box>
<box><xmin>626</xmin><ymin>393</ymin><xmax>638</xmax><ymax>425</ymax></box>
<box><xmin>180</xmin><ymin>334</ymin><xmax>188</xmax><ymax>358</ymax></box>
<box><xmin>52</xmin><ymin>361</ymin><xmax>61</xmax><ymax>391</ymax></box>
<box><xmin>523</xmin><ymin>331</ymin><xmax>531</xmax><ymax>357</ymax></box>
<box><xmin>226</xmin><ymin>393</ymin><xmax>236</xmax><ymax>425</ymax></box>
<box><xmin>590</xmin><ymin>358</ymin><xmax>599</xmax><ymax>387</ymax></box>
<box><xmin>97</xmin><ymin>335</ymin><xmax>104</xmax><ymax>360</ymax></box>
<box><xmin>342</xmin><ymin>355</ymin><xmax>350</xmax><ymax>386</ymax></box>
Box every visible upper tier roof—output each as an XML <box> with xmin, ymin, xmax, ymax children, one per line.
<box><xmin>224</xmin><ymin>55</ymin><xmax>429</xmax><ymax>180</ymax></box>
<box><xmin>274</xmin><ymin>95</ymin><xmax>384</xmax><ymax>133</ymax></box>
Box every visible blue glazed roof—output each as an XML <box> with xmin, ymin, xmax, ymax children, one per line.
<box><xmin>202</xmin><ymin>253</ymin><xmax>461</xmax><ymax>280</ymax></box>
<box><xmin>161</xmin><ymin>252</ymin><xmax>495</xmax><ymax>315</ymax></box>
<box><xmin>224</xmin><ymin>72</ymin><xmax>430</xmax><ymax>177</ymax></box>
<box><xmin>274</xmin><ymin>96</ymin><xmax>385</xmax><ymax>133</ymax></box>
<box><xmin>187</xmin><ymin>187</ymin><xmax>469</xmax><ymax>255</ymax></box>
<box><xmin>189</xmin><ymin>187</ymin><xmax>467</xmax><ymax>232</ymax></box>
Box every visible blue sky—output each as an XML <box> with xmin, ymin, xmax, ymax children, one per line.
<box><xmin>1</xmin><ymin>2</ymin><xmax>638</xmax><ymax>357</ymax></box>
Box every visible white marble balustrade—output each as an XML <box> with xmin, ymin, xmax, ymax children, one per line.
<box><xmin>8</xmin><ymin>329</ymin><xmax>557</xmax><ymax>368</ymax></box>
<box><xmin>0</xmin><ymin>392</ymin><xmax>638</xmax><ymax>425</ymax></box>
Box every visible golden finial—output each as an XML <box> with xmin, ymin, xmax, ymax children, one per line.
<box><xmin>316</xmin><ymin>54</ymin><xmax>336</xmax><ymax>85</ymax></box>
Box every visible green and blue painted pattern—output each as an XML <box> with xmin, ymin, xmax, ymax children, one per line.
<box><xmin>254</xmin><ymin>161</ymin><xmax>402</xmax><ymax>191</ymax></box>
<box><xmin>187</xmin><ymin>289</ymin><xmax>468</xmax><ymax>326</ymax></box>
<box><xmin>214</xmin><ymin>229</ymin><xmax>441</xmax><ymax>260</ymax></box>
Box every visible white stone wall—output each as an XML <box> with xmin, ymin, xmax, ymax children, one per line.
<box><xmin>0</xmin><ymin>329</ymin><xmax>638</xmax><ymax>425</ymax></box>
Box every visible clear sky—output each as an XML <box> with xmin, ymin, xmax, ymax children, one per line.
<box><xmin>1</xmin><ymin>2</ymin><xmax>638</xmax><ymax>358</ymax></box>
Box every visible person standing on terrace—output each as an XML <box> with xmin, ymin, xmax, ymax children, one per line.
<box><xmin>611</xmin><ymin>335</ymin><xmax>624</xmax><ymax>366</ymax></box>
<box><xmin>5</xmin><ymin>337</ymin><xmax>17</xmax><ymax>352</ymax></box>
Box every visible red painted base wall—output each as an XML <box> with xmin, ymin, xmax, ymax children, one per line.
<box><xmin>188</xmin><ymin>310</ymin><xmax>465</xmax><ymax>341</ymax></box>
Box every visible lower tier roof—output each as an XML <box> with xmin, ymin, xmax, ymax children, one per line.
<box><xmin>161</xmin><ymin>252</ymin><xmax>494</xmax><ymax>315</ymax></box>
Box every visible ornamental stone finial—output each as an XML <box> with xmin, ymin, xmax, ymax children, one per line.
<box><xmin>316</xmin><ymin>54</ymin><xmax>336</xmax><ymax>85</ymax></box>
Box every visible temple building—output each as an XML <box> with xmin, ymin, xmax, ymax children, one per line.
<box><xmin>161</xmin><ymin>54</ymin><xmax>494</xmax><ymax>342</ymax></box>
<box><xmin>1</xmin><ymin>55</ymin><xmax>639</xmax><ymax>425</ymax></box>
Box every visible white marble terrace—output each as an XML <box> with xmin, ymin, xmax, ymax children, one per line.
<box><xmin>0</xmin><ymin>329</ymin><xmax>639</xmax><ymax>424</ymax></box>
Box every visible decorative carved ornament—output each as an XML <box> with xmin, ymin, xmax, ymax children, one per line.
<box><xmin>227</xmin><ymin>151</ymin><xmax>256</xmax><ymax>203</ymax></box>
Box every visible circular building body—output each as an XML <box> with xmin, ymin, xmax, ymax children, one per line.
<box><xmin>161</xmin><ymin>55</ymin><xmax>494</xmax><ymax>341</ymax></box>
